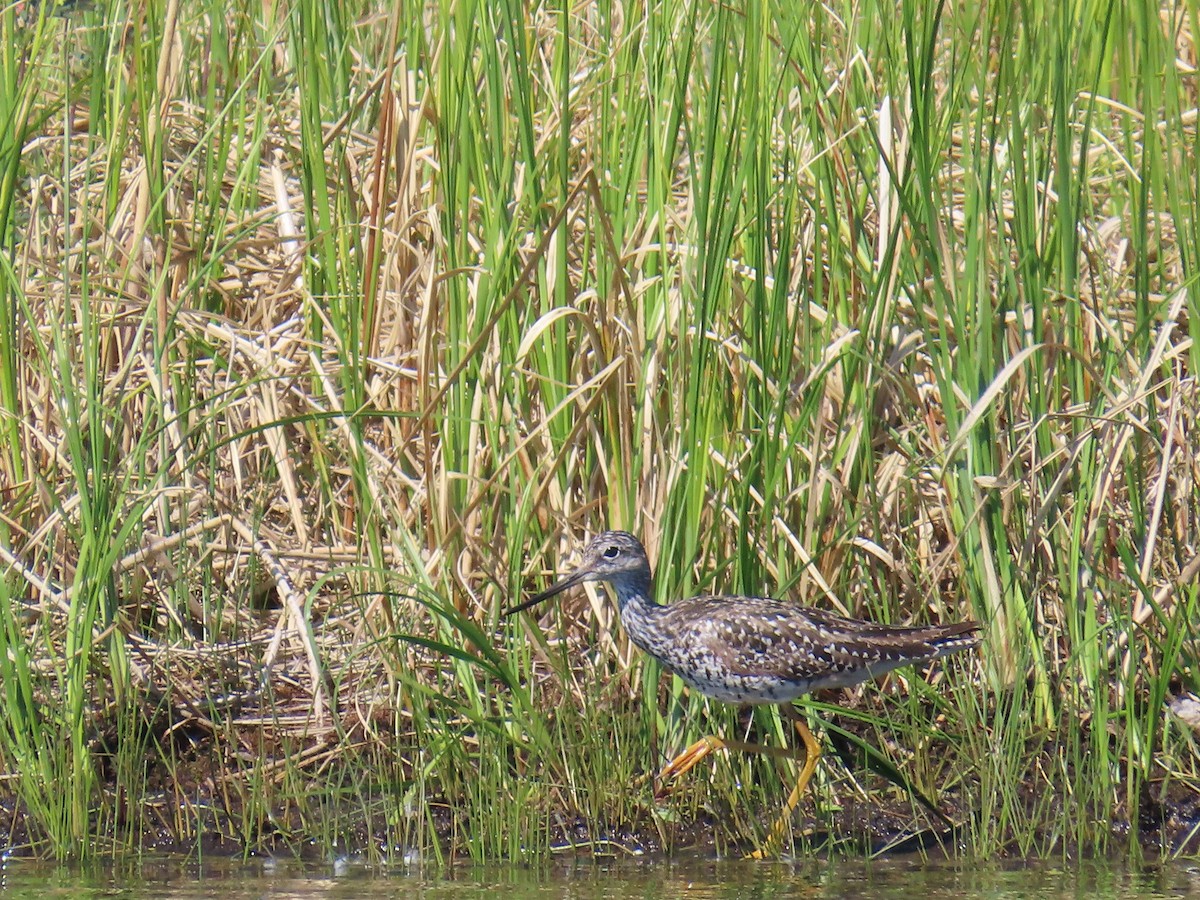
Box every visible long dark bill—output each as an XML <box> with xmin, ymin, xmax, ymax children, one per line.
<box><xmin>502</xmin><ymin>568</ymin><xmax>587</xmax><ymax>616</ymax></box>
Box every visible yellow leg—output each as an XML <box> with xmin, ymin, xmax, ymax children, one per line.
<box><xmin>652</xmin><ymin>706</ymin><xmax>823</xmax><ymax>858</ymax></box>
<box><xmin>655</xmin><ymin>734</ymin><xmax>805</xmax><ymax>797</ymax></box>
<box><xmin>657</xmin><ymin>736</ymin><xmax>724</xmax><ymax>787</ymax></box>
<box><xmin>747</xmin><ymin>715</ymin><xmax>822</xmax><ymax>859</ymax></box>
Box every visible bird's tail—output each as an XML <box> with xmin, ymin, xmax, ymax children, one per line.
<box><xmin>926</xmin><ymin>620</ymin><xmax>981</xmax><ymax>659</ymax></box>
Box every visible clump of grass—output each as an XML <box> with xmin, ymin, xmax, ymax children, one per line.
<box><xmin>0</xmin><ymin>0</ymin><xmax>1196</xmax><ymax>861</ymax></box>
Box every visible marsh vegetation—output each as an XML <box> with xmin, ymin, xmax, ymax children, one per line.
<box><xmin>0</xmin><ymin>0</ymin><xmax>1197</xmax><ymax>861</ymax></box>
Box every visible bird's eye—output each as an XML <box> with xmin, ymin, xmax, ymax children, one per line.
<box><xmin>603</xmin><ymin>545</ymin><xmax>621</xmax><ymax>559</ymax></box>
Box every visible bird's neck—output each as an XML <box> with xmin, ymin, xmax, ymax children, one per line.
<box><xmin>611</xmin><ymin>571</ymin><xmax>663</xmax><ymax>649</ymax></box>
<box><xmin>610</xmin><ymin>571</ymin><xmax>654</xmax><ymax>613</ymax></box>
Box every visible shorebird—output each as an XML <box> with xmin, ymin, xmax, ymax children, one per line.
<box><xmin>505</xmin><ymin>530</ymin><xmax>979</xmax><ymax>856</ymax></box>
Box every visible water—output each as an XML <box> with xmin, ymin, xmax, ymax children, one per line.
<box><xmin>0</xmin><ymin>856</ymin><xmax>1197</xmax><ymax>898</ymax></box>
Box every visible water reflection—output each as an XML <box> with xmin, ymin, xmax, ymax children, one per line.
<box><xmin>0</xmin><ymin>855</ymin><xmax>1196</xmax><ymax>898</ymax></box>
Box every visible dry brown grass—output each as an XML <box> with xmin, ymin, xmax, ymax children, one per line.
<box><xmin>0</xmin><ymin>0</ymin><xmax>1197</xmax><ymax>858</ymax></box>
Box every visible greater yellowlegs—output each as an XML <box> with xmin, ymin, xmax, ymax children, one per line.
<box><xmin>506</xmin><ymin>530</ymin><xmax>979</xmax><ymax>856</ymax></box>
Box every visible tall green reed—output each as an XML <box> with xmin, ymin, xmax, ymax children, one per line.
<box><xmin>1</xmin><ymin>0</ymin><xmax>1196</xmax><ymax>860</ymax></box>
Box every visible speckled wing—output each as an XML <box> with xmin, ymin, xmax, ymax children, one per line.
<box><xmin>662</xmin><ymin>595</ymin><xmax>978</xmax><ymax>696</ymax></box>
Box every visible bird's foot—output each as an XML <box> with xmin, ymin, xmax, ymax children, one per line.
<box><xmin>653</xmin><ymin>735</ymin><xmax>727</xmax><ymax>798</ymax></box>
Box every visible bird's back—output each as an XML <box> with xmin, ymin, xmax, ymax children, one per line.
<box><xmin>622</xmin><ymin>593</ymin><xmax>978</xmax><ymax>705</ymax></box>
